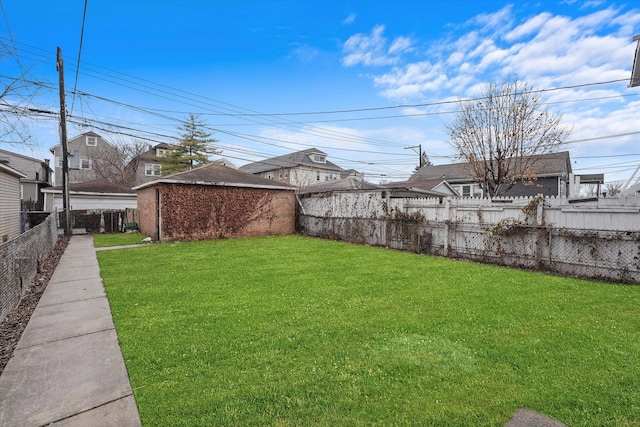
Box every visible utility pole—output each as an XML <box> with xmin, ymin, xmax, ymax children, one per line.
<box><xmin>57</xmin><ymin>47</ymin><xmax>71</xmax><ymax>236</ymax></box>
<box><xmin>404</xmin><ymin>144</ymin><xmax>423</xmax><ymax>168</ymax></box>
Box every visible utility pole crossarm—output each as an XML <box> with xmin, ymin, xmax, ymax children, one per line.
<box><xmin>404</xmin><ymin>144</ymin><xmax>423</xmax><ymax>168</ymax></box>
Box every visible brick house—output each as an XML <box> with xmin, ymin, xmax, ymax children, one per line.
<box><xmin>134</xmin><ymin>162</ymin><xmax>295</xmax><ymax>242</ymax></box>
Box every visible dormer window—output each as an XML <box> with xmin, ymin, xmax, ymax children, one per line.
<box><xmin>312</xmin><ymin>154</ymin><xmax>326</xmax><ymax>163</ymax></box>
<box><xmin>86</xmin><ymin>136</ymin><xmax>97</xmax><ymax>146</ymax></box>
<box><xmin>156</xmin><ymin>148</ymin><xmax>167</xmax><ymax>156</ymax></box>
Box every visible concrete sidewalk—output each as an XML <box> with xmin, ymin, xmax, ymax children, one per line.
<box><xmin>0</xmin><ymin>235</ymin><xmax>141</xmax><ymax>426</ymax></box>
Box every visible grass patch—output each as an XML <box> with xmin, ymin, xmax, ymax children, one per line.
<box><xmin>93</xmin><ymin>232</ymin><xmax>147</xmax><ymax>248</ymax></box>
<box><xmin>98</xmin><ymin>235</ymin><xmax>640</xmax><ymax>426</ymax></box>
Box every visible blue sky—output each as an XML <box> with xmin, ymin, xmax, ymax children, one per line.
<box><xmin>1</xmin><ymin>0</ymin><xmax>639</xmax><ymax>184</ymax></box>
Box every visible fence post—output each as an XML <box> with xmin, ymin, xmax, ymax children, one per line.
<box><xmin>444</xmin><ymin>198</ymin><xmax>451</xmax><ymax>256</ymax></box>
<box><xmin>534</xmin><ymin>194</ymin><xmax>544</xmax><ymax>269</ymax></box>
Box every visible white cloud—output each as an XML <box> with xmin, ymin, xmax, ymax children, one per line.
<box><xmin>367</xmin><ymin>4</ymin><xmax>638</xmax><ymax>102</ymax></box>
<box><xmin>342</xmin><ymin>13</ymin><xmax>357</xmax><ymax>25</ymax></box>
<box><xmin>342</xmin><ymin>25</ymin><xmax>413</xmax><ymax>67</ymax></box>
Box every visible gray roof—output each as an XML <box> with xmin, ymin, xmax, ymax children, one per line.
<box><xmin>46</xmin><ymin>179</ymin><xmax>135</xmax><ymax>194</ymax></box>
<box><xmin>298</xmin><ymin>177</ymin><xmax>380</xmax><ymax>194</ymax></box>
<box><xmin>134</xmin><ymin>161</ymin><xmax>294</xmax><ymax>191</ymax></box>
<box><xmin>409</xmin><ymin>151</ymin><xmax>572</xmax><ymax>183</ymax></box>
<box><xmin>239</xmin><ymin>148</ymin><xmax>344</xmax><ymax>174</ymax></box>
<box><xmin>0</xmin><ymin>162</ymin><xmax>27</xmax><ymax>179</ymax></box>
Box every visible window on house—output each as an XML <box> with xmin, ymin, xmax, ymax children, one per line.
<box><xmin>316</xmin><ymin>171</ymin><xmax>321</xmax><ymax>181</ymax></box>
<box><xmin>56</xmin><ymin>157</ymin><xmax>63</xmax><ymax>168</ymax></box>
<box><xmin>145</xmin><ymin>163</ymin><xmax>161</xmax><ymax>176</ymax></box>
<box><xmin>265</xmin><ymin>172</ymin><xmax>274</xmax><ymax>179</ymax></box>
<box><xmin>156</xmin><ymin>148</ymin><xmax>167</xmax><ymax>156</ymax></box>
<box><xmin>80</xmin><ymin>159</ymin><xmax>91</xmax><ymax>170</ymax></box>
<box><xmin>312</xmin><ymin>154</ymin><xmax>326</xmax><ymax>163</ymax></box>
<box><xmin>86</xmin><ymin>136</ymin><xmax>97</xmax><ymax>146</ymax></box>
<box><xmin>279</xmin><ymin>170</ymin><xmax>283</xmax><ymax>179</ymax></box>
<box><xmin>460</xmin><ymin>185</ymin><xmax>471</xmax><ymax>197</ymax></box>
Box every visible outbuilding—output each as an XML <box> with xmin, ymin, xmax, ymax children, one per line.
<box><xmin>134</xmin><ymin>162</ymin><xmax>296</xmax><ymax>242</ymax></box>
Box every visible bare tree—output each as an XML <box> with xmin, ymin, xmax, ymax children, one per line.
<box><xmin>0</xmin><ymin>43</ymin><xmax>46</xmax><ymax>146</ymax></box>
<box><xmin>447</xmin><ymin>77</ymin><xmax>572</xmax><ymax>197</ymax></box>
<box><xmin>88</xmin><ymin>139</ymin><xmax>150</xmax><ymax>187</ymax></box>
<box><xmin>605</xmin><ymin>180</ymin><xmax>624</xmax><ymax>197</ymax></box>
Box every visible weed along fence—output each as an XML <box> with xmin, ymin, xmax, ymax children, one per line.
<box><xmin>298</xmin><ymin>191</ymin><xmax>640</xmax><ymax>283</ymax></box>
<box><xmin>0</xmin><ymin>213</ymin><xmax>58</xmax><ymax>323</ymax></box>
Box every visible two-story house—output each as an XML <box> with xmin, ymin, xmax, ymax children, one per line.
<box><xmin>0</xmin><ymin>148</ymin><xmax>52</xmax><ymax>211</ymax></box>
<box><xmin>239</xmin><ymin>148</ymin><xmax>351</xmax><ymax>188</ymax></box>
<box><xmin>124</xmin><ymin>143</ymin><xmax>170</xmax><ymax>187</ymax></box>
<box><xmin>49</xmin><ymin>131</ymin><xmax>123</xmax><ymax>186</ymax></box>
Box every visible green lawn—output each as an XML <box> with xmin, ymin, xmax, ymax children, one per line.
<box><xmin>93</xmin><ymin>232</ymin><xmax>147</xmax><ymax>248</ymax></box>
<box><xmin>97</xmin><ymin>235</ymin><xmax>640</xmax><ymax>426</ymax></box>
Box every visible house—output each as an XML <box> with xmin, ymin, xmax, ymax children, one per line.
<box><xmin>408</xmin><ymin>151</ymin><xmax>575</xmax><ymax>198</ymax></box>
<box><xmin>42</xmin><ymin>179</ymin><xmax>137</xmax><ymax>212</ymax></box>
<box><xmin>134</xmin><ymin>162</ymin><xmax>296</xmax><ymax>242</ymax></box>
<box><xmin>125</xmin><ymin>143</ymin><xmax>170</xmax><ymax>187</ymax></box>
<box><xmin>0</xmin><ymin>162</ymin><xmax>26</xmax><ymax>242</ymax></box>
<box><xmin>0</xmin><ymin>148</ymin><xmax>52</xmax><ymax>211</ymax></box>
<box><xmin>239</xmin><ymin>148</ymin><xmax>350</xmax><ymax>188</ymax></box>
<box><xmin>50</xmin><ymin>131</ymin><xmax>123</xmax><ymax>186</ymax></box>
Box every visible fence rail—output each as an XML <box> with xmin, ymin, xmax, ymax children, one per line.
<box><xmin>0</xmin><ymin>213</ymin><xmax>58</xmax><ymax>323</ymax></box>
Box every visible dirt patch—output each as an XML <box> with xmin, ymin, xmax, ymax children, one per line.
<box><xmin>0</xmin><ymin>236</ymin><xmax>70</xmax><ymax>375</ymax></box>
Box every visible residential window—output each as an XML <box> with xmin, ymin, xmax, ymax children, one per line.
<box><xmin>265</xmin><ymin>172</ymin><xmax>274</xmax><ymax>179</ymax></box>
<box><xmin>56</xmin><ymin>157</ymin><xmax>63</xmax><ymax>168</ymax></box>
<box><xmin>313</xmin><ymin>154</ymin><xmax>326</xmax><ymax>163</ymax></box>
<box><xmin>86</xmin><ymin>136</ymin><xmax>97</xmax><ymax>146</ymax></box>
<box><xmin>316</xmin><ymin>171</ymin><xmax>321</xmax><ymax>181</ymax></box>
<box><xmin>80</xmin><ymin>159</ymin><xmax>92</xmax><ymax>170</ymax></box>
<box><xmin>156</xmin><ymin>148</ymin><xmax>167</xmax><ymax>156</ymax></box>
<box><xmin>145</xmin><ymin>163</ymin><xmax>161</xmax><ymax>176</ymax></box>
<box><xmin>279</xmin><ymin>170</ymin><xmax>283</xmax><ymax>179</ymax></box>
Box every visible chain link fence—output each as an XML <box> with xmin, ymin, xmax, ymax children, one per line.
<box><xmin>0</xmin><ymin>213</ymin><xmax>58</xmax><ymax>323</ymax></box>
<box><xmin>298</xmin><ymin>214</ymin><xmax>640</xmax><ymax>283</ymax></box>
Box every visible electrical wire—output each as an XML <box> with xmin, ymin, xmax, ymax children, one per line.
<box><xmin>70</xmin><ymin>0</ymin><xmax>88</xmax><ymax>115</ymax></box>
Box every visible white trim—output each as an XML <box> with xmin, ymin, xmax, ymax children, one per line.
<box><xmin>42</xmin><ymin>188</ymin><xmax>136</xmax><ymax>197</ymax></box>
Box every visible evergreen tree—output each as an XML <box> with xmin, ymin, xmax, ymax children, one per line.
<box><xmin>161</xmin><ymin>114</ymin><xmax>221</xmax><ymax>175</ymax></box>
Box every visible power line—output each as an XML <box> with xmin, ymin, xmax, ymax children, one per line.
<box><xmin>70</xmin><ymin>0</ymin><xmax>88</xmax><ymax>115</ymax></box>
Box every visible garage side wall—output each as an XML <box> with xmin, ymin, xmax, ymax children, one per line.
<box><xmin>158</xmin><ymin>184</ymin><xmax>295</xmax><ymax>242</ymax></box>
<box><xmin>137</xmin><ymin>186</ymin><xmax>158</xmax><ymax>240</ymax></box>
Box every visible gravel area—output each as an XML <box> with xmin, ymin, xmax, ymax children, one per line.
<box><xmin>0</xmin><ymin>236</ymin><xmax>70</xmax><ymax>375</ymax></box>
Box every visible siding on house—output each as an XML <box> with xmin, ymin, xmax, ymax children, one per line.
<box><xmin>0</xmin><ymin>148</ymin><xmax>52</xmax><ymax>210</ymax></box>
<box><xmin>50</xmin><ymin>131</ymin><xmax>122</xmax><ymax>186</ymax></box>
<box><xmin>0</xmin><ymin>165</ymin><xmax>26</xmax><ymax>241</ymax></box>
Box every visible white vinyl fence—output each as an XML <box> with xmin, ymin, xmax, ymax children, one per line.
<box><xmin>298</xmin><ymin>192</ymin><xmax>640</xmax><ymax>283</ymax></box>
